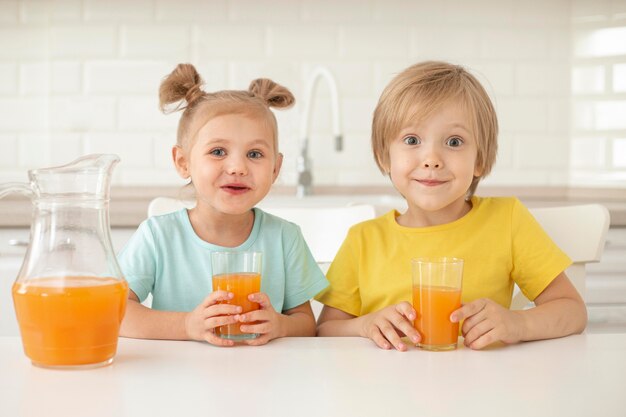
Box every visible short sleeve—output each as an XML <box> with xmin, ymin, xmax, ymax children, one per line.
<box><xmin>314</xmin><ymin>227</ymin><xmax>362</xmax><ymax>316</ymax></box>
<box><xmin>117</xmin><ymin>221</ymin><xmax>158</xmax><ymax>302</ymax></box>
<box><xmin>282</xmin><ymin>226</ymin><xmax>329</xmax><ymax>311</ymax></box>
<box><xmin>511</xmin><ymin>199</ymin><xmax>572</xmax><ymax>301</ymax></box>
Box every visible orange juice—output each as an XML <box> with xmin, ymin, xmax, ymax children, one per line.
<box><xmin>12</xmin><ymin>276</ymin><xmax>128</xmax><ymax>367</ymax></box>
<box><xmin>212</xmin><ymin>272</ymin><xmax>261</xmax><ymax>339</ymax></box>
<box><xmin>412</xmin><ymin>285</ymin><xmax>461</xmax><ymax>350</ymax></box>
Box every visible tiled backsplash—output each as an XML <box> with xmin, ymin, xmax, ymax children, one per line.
<box><xmin>0</xmin><ymin>0</ymin><xmax>624</xmax><ymax>189</ymax></box>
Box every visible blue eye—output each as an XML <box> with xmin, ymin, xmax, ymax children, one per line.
<box><xmin>403</xmin><ymin>135</ymin><xmax>420</xmax><ymax>145</ymax></box>
<box><xmin>248</xmin><ymin>150</ymin><xmax>263</xmax><ymax>159</ymax></box>
<box><xmin>209</xmin><ymin>148</ymin><xmax>226</xmax><ymax>157</ymax></box>
<box><xmin>447</xmin><ymin>137</ymin><xmax>463</xmax><ymax>147</ymax></box>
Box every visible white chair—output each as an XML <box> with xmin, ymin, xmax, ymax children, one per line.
<box><xmin>511</xmin><ymin>204</ymin><xmax>611</xmax><ymax>309</ymax></box>
<box><xmin>147</xmin><ymin>197</ymin><xmax>376</xmax><ymax>264</ymax></box>
<box><xmin>147</xmin><ymin>196</ymin><xmax>195</xmax><ymax>216</ymax></box>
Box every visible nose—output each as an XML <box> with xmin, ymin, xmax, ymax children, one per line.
<box><xmin>225</xmin><ymin>155</ymin><xmax>248</xmax><ymax>176</ymax></box>
<box><xmin>422</xmin><ymin>146</ymin><xmax>442</xmax><ymax>169</ymax></box>
<box><xmin>423</xmin><ymin>160</ymin><xmax>440</xmax><ymax>169</ymax></box>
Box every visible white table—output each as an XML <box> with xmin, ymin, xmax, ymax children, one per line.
<box><xmin>1</xmin><ymin>334</ymin><xmax>625</xmax><ymax>417</ymax></box>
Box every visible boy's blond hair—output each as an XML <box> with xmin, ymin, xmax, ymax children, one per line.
<box><xmin>372</xmin><ymin>61</ymin><xmax>498</xmax><ymax>198</ymax></box>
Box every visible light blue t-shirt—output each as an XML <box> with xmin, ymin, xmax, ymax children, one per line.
<box><xmin>117</xmin><ymin>208</ymin><xmax>329</xmax><ymax>313</ymax></box>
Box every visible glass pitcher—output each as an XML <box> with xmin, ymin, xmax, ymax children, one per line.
<box><xmin>0</xmin><ymin>154</ymin><xmax>128</xmax><ymax>369</ymax></box>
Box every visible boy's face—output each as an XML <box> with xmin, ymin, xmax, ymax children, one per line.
<box><xmin>387</xmin><ymin>100</ymin><xmax>481</xmax><ymax>222</ymax></box>
<box><xmin>174</xmin><ymin>113</ymin><xmax>282</xmax><ymax>215</ymax></box>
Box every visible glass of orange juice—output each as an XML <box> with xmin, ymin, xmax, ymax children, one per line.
<box><xmin>211</xmin><ymin>251</ymin><xmax>262</xmax><ymax>341</ymax></box>
<box><xmin>411</xmin><ymin>257</ymin><xmax>463</xmax><ymax>351</ymax></box>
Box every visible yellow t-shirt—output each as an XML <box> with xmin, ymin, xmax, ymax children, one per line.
<box><xmin>315</xmin><ymin>196</ymin><xmax>572</xmax><ymax>316</ymax></box>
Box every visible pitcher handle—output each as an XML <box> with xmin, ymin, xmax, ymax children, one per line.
<box><xmin>0</xmin><ymin>182</ymin><xmax>33</xmax><ymax>200</ymax></box>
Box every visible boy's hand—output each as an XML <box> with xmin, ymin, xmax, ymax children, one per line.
<box><xmin>238</xmin><ymin>292</ymin><xmax>286</xmax><ymax>346</ymax></box>
<box><xmin>359</xmin><ymin>302</ymin><xmax>421</xmax><ymax>351</ymax></box>
<box><xmin>451</xmin><ymin>298</ymin><xmax>525</xmax><ymax>350</ymax></box>
<box><xmin>185</xmin><ymin>290</ymin><xmax>242</xmax><ymax>347</ymax></box>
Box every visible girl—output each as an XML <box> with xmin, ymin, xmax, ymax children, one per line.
<box><xmin>119</xmin><ymin>64</ymin><xmax>328</xmax><ymax>347</ymax></box>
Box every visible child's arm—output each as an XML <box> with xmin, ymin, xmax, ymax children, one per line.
<box><xmin>120</xmin><ymin>289</ymin><xmax>243</xmax><ymax>347</ymax></box>
<box><xmin>317</xmin><ymin>303</ymin><xmax>421</xmax><ymax>351</ymax></box>
<box><xmin>236</xmin><ymin>293</ymin><xmax>317</xmax><ymax>345</ymax></box>
<box><xmin>451</xmin><ymin>272</ymin><xmax>587</xmax><ymax>350</ymax></box>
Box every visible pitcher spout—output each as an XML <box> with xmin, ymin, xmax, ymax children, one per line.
<box><xmin>58</xmin><ymin>154</ymin><xmax>120</xmax><ymax>173</ymax></box>
<box><xmin>29</xmin><ymin>154</ymin><xmax>120</xmax><ymax>200</ymax></box>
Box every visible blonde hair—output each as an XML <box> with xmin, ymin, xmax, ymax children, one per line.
<box><xmin>159</xmin><ymin>63</ymin><xmax>295</xmax><ymax>154</ymax></box>
<box><xmin>372</xmin><ymin>61</ymin><xmax>498</xmax><ymax>198</ymax></box>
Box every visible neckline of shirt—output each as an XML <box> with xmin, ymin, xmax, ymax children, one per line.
<box><xmin>387</xmin><ymin>196</ymin><xmax>482</xmax><ymax>233</ymax></box>
<box><xmin>178</xmin><ymin>207</ymin><xmax>261</xmax><ymax>250</ymax></box>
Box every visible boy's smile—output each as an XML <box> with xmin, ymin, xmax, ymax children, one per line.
<box><xmin>388</xmin><ymin>100</ymin><xmax>481</xmax><ymax>227</ymax></box>
<box><xmin>416</xmin><ymin>178</ymin><xmax>448</xmax><ymax>187</ymax></box>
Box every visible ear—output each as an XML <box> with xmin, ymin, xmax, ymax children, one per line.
<box><xmin>272</xmin><ymin>152</ymin><xmax>284</xmax><ymax>183</ymax></box>
<box><xmin>172</xmin><ymin>145</ymin><xmax>190</xmax><ymax>179</ymax></box>
<box><xmin>379</xmin><ymin>154</ymin><xmax>391</xmax><ymax>176</ymax></box>
<box><xmin>474</xmin><ymin>163</ymin><xmax>483</xmax><ymax>178</ymax></box>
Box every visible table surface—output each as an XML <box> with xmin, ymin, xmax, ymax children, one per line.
<box><xmin>1</xmin><ymin>334</ymin><xmax>625</xmax><ymax>417</ymax></box>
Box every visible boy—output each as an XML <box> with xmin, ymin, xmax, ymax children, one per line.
<box><xmin>316</xmin><ymin>61</ymin><xmax>587</xmax><ymax>351</ymax></box>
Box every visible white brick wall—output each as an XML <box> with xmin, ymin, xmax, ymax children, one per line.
<box><xmin>48</xmin><ymin>97</ymin><xmax>116</xmax><ymax>130</ymax></box>
<box><xmin>48</xmin><ymin>133</ymin><xmax>83</xmax><ymax>166</ymax></box>
<box><xmin>155</xmin><ymin>0</ymin><xmax>228</xmax><ymax>23</ymax></box>
<box><xmin>0</xmin><ymin>1</ymin><xmax>18</xmax><ymax>23</ymax></box>
<box><xmin>85</xmin><ymin>61</ymin><xmax>174</xmax><ymax>94</ymax></box>
<box><xmin>341</xmin><ymin>26</ymin><xmax>409</xmax><ymax>59</ymax></box>
<box><xmin>0</xmin><ymin>135</ymin><xmax>18</xmax><ymax>167</ymax></box>
<box><xmin>0</xmin><ymin>98</ymin><xmax>48</xmax><ymax>130</ymax></box>
<box><xmin>19</xmin><ymin>62</ymin><xmax>48</xmax><ymax>95</ymax></box>
<box><xmin>0</xmin><ymin>64</ymin><xmax>18</xmax><ymax>94</ymax></box>
<box><xmin>571</xmin><ymin>0</ymin><xmax>626</xmax><ymax>187</ymax></box>
<box><xmin>0</xmin><ymin>0</ymin><xmax>621</xmax><ymax>189</ymax></box>
<box><xmin>269</xmin><ymin>26</ymin><xmax>338</xmax><ymax>58</ymax></box>
<box><xmin>83</xmin><ymin>0</ymin><xmax>154</xmax><ymax>22</ymax></box>
<box><xmin>121</xmin><ymin>26</ymin><xmax>191</xmax><ymax>60</ymax></box>
<box><xmin>18</xmin><ymin>133</ymin><xmax>50</xmax><ymax>168</ymax></box>
<box><xmin>50</xmin><ymin>26</ymin><xmax>118</xmax><ymax>58</ymax></box>
<box><xmin>0</xmin><ymin>27</ymin><xmax>48</xmax><ymax>59</ymax></box>
<box><xmin>50</xmin><ymin>61</ymin><xmax>82</xmax><ymax>93</ymax></box>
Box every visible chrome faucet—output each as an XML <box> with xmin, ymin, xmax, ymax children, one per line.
<box><xmin>296</xmin><ymin>67</ymin><xmax>342</xmax><ymax>198</ymax></box>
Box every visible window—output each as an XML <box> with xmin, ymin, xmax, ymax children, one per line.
<box><xmin>571</xmin><ymin>3</ymin><xmax>626</xmax><ymax>186</ymax></box>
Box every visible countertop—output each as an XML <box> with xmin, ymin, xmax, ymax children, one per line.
<box><xmin>1</xmin><ymin>185</ymin><xmax>626</xmax><ymax>227</ymax></box>
<box><xmin>1</xmin><ymin>334</ymin><xmax>625</xmax><ymax>417</ymax></box>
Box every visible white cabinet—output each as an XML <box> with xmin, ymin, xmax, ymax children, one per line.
<box><xmin>586</xmin><ymin>227</ymin><xmax>626</xmax><ymax>328</ymax></box>
<box><xmin>587</xmin><ymin>227</ymin><xmax>626</xmax><ymax>303</ymax></box>
<box><xmin>0</xmin><ymin>228</ymin><xmax>29</xmax><ymax>336</ymax></box>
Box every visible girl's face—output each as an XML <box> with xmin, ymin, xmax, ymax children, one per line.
<box><xmin>174</xmin><ymin>113</ymin><xmax>282</xmax><ymax>216</ymax></box>
<box><xmin>387</xmin><ymin>100</ymin><xmax>481</xmax><ymax>225</ymax></box>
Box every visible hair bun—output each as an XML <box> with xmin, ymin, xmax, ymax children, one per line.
<box><xmin>159</xmin><ymin>63</ymin><xmax>205</xmax><ymax>113</ymax></box>
<box><xmin>248</xmin><ymin>78</ymin><xmax>295</xmax><ymax>109</ymax></box>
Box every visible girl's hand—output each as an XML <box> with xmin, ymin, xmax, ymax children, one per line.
<box><xmin>185</xmin><ymin>290</ymin><xmax>242</xmax><ymax>347</ymax></box>
<box><xmin>359</xmin><ymin>302</ymin><xmax>421</xmax><ymax>351</ymax></box>
<box><xmin>450</xmin><ymin>298</ymin><xmax>525</xmax><ymax>350</ymax></box>
<box><xmin>237</xmin><ymin>292</ymin><xmax>285</xmax><ymax>346</ymax></box>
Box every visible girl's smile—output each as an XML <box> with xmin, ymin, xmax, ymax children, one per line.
<box><xmin>220</xmin><ymin>182</ymin><xmax>252</xmax><ymax>195</ymax></box>
<box><xmin>174</xmin><ymin>113</ymin><xmax>283</xmax><ymax>218</ymax></box>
